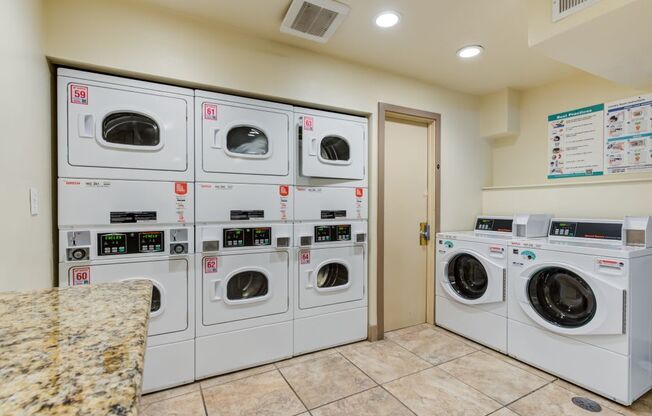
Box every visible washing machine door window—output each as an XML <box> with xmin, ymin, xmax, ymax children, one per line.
<box><xmin>527</xmin><ymin>267</ymin><xmax>596</xmax><ymax>328</ymax></box>
<box><xmin>150</xmin><ymin>284</ymin><xmax>162</xmax><ymax>312</ymax></box>
<box><xmin>226</xmin><ymin>126</ymin><xmax>269</xmax><ymax>156</ymax></box>
<box><xmin>226</xmin><ymin>270</ymin><xmax>269</xmax><ymax>300</ymax></box>
<box><xmin>316</xmin><ymin>262</ymin><xmax>349</xmax><ymax>289</ymax></box>
<box><xmin>447</xmin><ymin>254</ymin><xmax>488</xmax><ymax>300</ymax></box>
<box><xmin>102</xmin><ymin>112</ymin><xmax>160</xmax><ymax>147</ymax></box>
<box><xmin>320</xmin><ymin>136</ymin><xmax>350</xmax><ymax>162</ymax></box>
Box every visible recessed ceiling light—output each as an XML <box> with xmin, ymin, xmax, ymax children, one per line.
<box><xmin>375</xmin><ymin>11</ymin><xmax>400</xmax><ymax>28</ymax></box>
<box><xmin>457</xmin><ymin>45</ymin><xmax>484</xmax><ymax>59</ymax></box>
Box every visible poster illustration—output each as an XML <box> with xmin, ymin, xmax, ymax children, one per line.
<box><xmin>604</xmin><ymin>93</ymin><xmax>652</xmax><ymax>174</ymax></box>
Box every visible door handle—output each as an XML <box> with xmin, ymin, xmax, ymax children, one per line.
<box><xmin>78</xmin><ymin>114</ymin><xmax>94</xmax><ymax>138</ymax></box>
<box><xmin>211</xmin><ymin>279</ymin><xmax>223</xmax><ymax>301</ymax></box>
<box><xmin>305</xmin><ymin>270</ymin><xmax>314</xmax><ymax>289</ymax></box>
<box><xmin>310</xmin><ymin>138</ymin><xmax>318</xmax><ymax>156</ymax></box>
<box><xmin>211</xmin><ymin>129</ymin><xmax>221</xmax><ymax>149</ymax></box>
<box><xmin>419</xmin><ymin>222</ymin><xmax>430</xmax><ymax>246</ymax></box>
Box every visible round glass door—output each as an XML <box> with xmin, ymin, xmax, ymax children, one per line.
<box><xmin>320</xmin><ymin>136</ymin><xmax>350</xmax><ymax>162</ymax></box>
<box><xmin>226</xmin><ymin>126</ymin><xmax>269</xmax><ymax>156</ymax></box>
<box><xmin>102</xmin><ymin>112</ymin><xmax>160</xmax><ymax>146</ymax></box>
<box><xmin>316</xmin><ymin>263</ymin><xmax>349</xmax><ymax>288</ymax></box>
<box><xmin>527</xmin><ymin>267</ymin><xmax>596</xmax><ymax>328</ymax></box>
<box><xmin>226</xmin><ymin>271</ymin><xmax>269</xmax><ymax>300</ymax></box>
<box><xmin>447</xmin><ymin>254</ymin><xmax>488</xmax><ymax>300</ymax></box>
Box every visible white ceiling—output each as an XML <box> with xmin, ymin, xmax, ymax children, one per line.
<box><xmin>128</xmin><ymin>0</ymin><xmax>580</xmax><ymax>95</ymax></box>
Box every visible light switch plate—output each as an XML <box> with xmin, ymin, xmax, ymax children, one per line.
<box><xmin>29</xmin><ymin>188</ymin><xmax>38</xmax><ymax>216</ymax></box>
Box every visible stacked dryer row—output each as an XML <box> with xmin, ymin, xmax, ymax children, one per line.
<box><xmin>56</xmin><ymin>69</ymin><xmax>196</xmax><ymax>393</ymax></box>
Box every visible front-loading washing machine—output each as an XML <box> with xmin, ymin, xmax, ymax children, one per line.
<box><xmin>57</xmin><ymin>68</ymin><xmax>194</xmax><ymax>182</ymax></box>
<box><xmin>194</xmin><ymin>222</ymin><xmax>294</xmax><ymax>379</ymax></box>
<box><xmin>295</xmin><ymin>107</ymin><xmax>368</xmax><ymax>188</ymax></box>
<box><xmin>508</xmin><ymin>218</ymin><xmax>652</xmax><ymax>405</ymax></box>
<box><xmin>58</xmin><ymin>179</ymin><xmax>195</xmax><ymax>393</ymax></box>
<box><xmin>436</xmin><ymin>214</ymin><xmax>551</xmax><ymax>352</ymax></box>
<box><xmin>195</xmin><ymin>90</ymin><xmax>294</xmax><ymax>185</ymax></box>
<box><xmin>293</xmin><ymin>221</ymin><xmax>368</xmax><ymax>354</ymax></box>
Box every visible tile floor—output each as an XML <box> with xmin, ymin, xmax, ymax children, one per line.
<box><xmin>140</xmin><ymin>324</ymin><xmax>652</xmax><ymax>415</ymax></box>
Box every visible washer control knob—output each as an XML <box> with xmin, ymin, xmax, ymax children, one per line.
<box><xmin>72</xmin><ymin>249</ymin><xmax>86</xmax><ymax>260</ymax></box>
<box><xmin>172</xmin><ymin>243</ymin><xmax>187</xmax><ymax>254</ymax></box>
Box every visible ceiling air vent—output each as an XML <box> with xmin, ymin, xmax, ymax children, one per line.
<box><xmin>552</xmin><ymin>0</ymin><xmax>601</xmax><ymax>22</ymax></box>
<box><xmin>281</xmin><ymin>0</ymin><xmax>350</xmax><ymax>43</ymax></box>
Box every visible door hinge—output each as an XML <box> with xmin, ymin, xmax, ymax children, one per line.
<box><xmin>419</xmin><ymin>222</ymin><xmax>430</xmax><ymax>246</ymax></box>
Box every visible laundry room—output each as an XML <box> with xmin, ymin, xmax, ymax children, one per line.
<box><xmin>2</xmin><ymin>0</ymin><xmax>652</xmax><ymax>415</ymax></box>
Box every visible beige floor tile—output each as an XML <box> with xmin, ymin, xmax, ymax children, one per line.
<box><xmin>508</xmin><ymin>383</ymin><xmax>622</xmax><ymax>416</ymax></box>
<box><xmin>384</xmin><ymin>323</ymin><xmax>434</xmax><ymax>340</ymax></box>
<box><xmin>384</xmin><ymin>367</ymin><xmax>502</xmax><ymax>416</ymax></box>
<box><xmin>311</xmin><ymin>387</ymin><xmax>413</xmax><ymax>416</ymax></box>
<box><xmin>202</xmin><ymin>370</ymin><xmax>306</xmax><ymax>416</ymax></box>
<box><xmin>481</xmin><ymin>348</ymin><xmax>557</xmax><ymax>382</ymax></box>
<box><xmin>278</xmin><ymin>353</ymin><xmax>376</xmax><ymax>409</ymax></box>
<box><xmin>490</xmin><ymin>408</ymin><xmax>519</xmax><ymax>416</ymax></box>
<box><xmin>140</xmin><ymin>391</ymin><xmax>206</xmax><ymax>416</ymax></box>
<box><xmin>338</xmin><ymin>340</ymin><xmax>431</xmax><ymax>383</ymax></box>
<box><xmin>390</xmin><ymin>326</ymin><xmax>479</xmax><ymax>365</ymax></box>
<box><xmin>555</xmin><ymin>379</ymin><xmax>652</xmax><ymax>416</ymax></box>
<box><xmin>141</xmin><ymin>382</ymin><xmax>201</xmax><ymax>406</ymax></box>
<box><xmin>439</xmin><ymin>350</ymin><xmax>550</xmax><ymax>405</ymax></box>
<box><xmin>199</xmin><ymin>364</ymin><xmax>277</xmax><ymax>389</ymax></box>
<box><xmin>275</xmin><ymin>348</ymin><xmax>339</xmax><ymax>369</ymax></box>
<box><xmin>431</xmin><ymin>326</ymin><xmax>486</xmax><ymax>349</ymax></box>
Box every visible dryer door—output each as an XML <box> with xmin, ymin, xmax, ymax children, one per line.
<box><xmin>200</xmin><ymin>100</ymin><xmax>290</xmax><ymax>176</ymax></box>
<box><xmin>298</xmin><ymin>245</ymin><xmax>365</xmax><ymax>309</ymax></box>
<box><xmin>202</xmin><ymin>251</ymin><xmax>289</xmax><ymax>326</ymax></box>
<box><xmin>515</xmin><ymin>263</ymin><xmax>625</xmax><ymax>335</ymax></box>
<box><xmin>65</xmin><ymin>81</ymin><xmax>190</xmax><ymax>174</ymax></box>
<box><xmin>440</xmin><ymin>249</ymin><xmax>504</xmax><ymax>305</ymax></box>
<box><xmin>299</xmin><ymin>115</ymin><xmax>365</xmax><ymax>180</ymax></box>
<box><xmin>64</xmin><ymin>258</ymin><xmax>189</xmax><ymax>337</ymax></box>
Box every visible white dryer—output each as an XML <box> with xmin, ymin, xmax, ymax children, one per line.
<box><xmin>57</xmin><ymin>68</ymin><xmax>194</xmax><ymax>181</ymax></box>
<box><xmin>508</xmin><ymin>218</ymin><xmax>652</xmax><ymax>405</ymax></box>
<box><xmin>295</xmin><ymin>107</ymin><xmax>368</xmax><ymax>188</ymax></box>
<box><xmin>195</xmin><ymin>223</ymin><xmax>293</xmax><ymax>379</ymax></box>
<box><xmin>293</xmin><ymin>221</ymin><xmax>368</xmax><ymax>354</ymax></box>
<box><xmin>58</xmin><ymin>179</ymin><xmax>195</xmax><ymax>393</ymax></box>
<box><xmin>195</xmin><ymin>90</ymin><xmax>294</xmax><ymax>185</ymax></box>
<box><xmin>436</xmin><ymin>215</ymin><xmax>551</xmax><ymax>352</ymax></box>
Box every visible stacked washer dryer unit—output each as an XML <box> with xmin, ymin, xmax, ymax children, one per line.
<box><xmin>194</xmin><ymin>91</ymin><xmax>295</xmax><ymax>379</ymax></box>
<box><xmin>56</xmin><ymin>69</ymin><xmax>196</xmax><ymax>393</ymax></box>
<box><xmin>436</xmin><ymin>215</ymin><xmax>551</xmax><ymax>353</ymax></box>
<box><xmin>293</xmin><ymin>108</ymin><xmax>369</xmax><ymax>354</ymax></box>
<box><xmin>508</xmin><ymin>217</ymin><xmax>652</xmax><ymax>405</ymax></box>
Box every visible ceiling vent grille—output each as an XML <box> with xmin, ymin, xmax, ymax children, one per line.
<box><xmin>552</xmin><ymin>0</ymin><xmax>601</xmax><ymax>22</ymax></box>
<box><xmin>281</xmin><ymin>0</ymin><xmax>350</xmax><ymax>43</ymax></box>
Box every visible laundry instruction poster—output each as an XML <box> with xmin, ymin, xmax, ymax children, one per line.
<box><xmin>604</xmin><ymin>93</ymin><xmax>652</xmax><ymax>174</ymax></box>
<box><xmin>547</xmin><ymin>104</ymin><xmax>605</xmax><ymax>179</ymax></box>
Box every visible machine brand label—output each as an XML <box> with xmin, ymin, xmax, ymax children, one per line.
<box><xmin>70</xmin><ymin>84</ymin><xmax>88</xmax><ymax>105</ymax></box>
<box><xmin>175</xmin><ymin>182</ymin><xmax>188</xmax><ymax>195</ymax></box>
<box><xmin>279</xmin><ymin>185</ymin><xmax>290</xmax><ymax>197</ymax></box>
<box><xmin>300</xmin><ymin>250</ymin><xmax>311</xmax><ymax>265</ymax></box>
<box><xmin>355</xmin><ymin>188</ymin><xmax>364</xmax><ymax>198</ymax></box>
<box><xmin>71</xmin><ymin>267</ymin><xmax>91</xmax><ymax>285</ymax></box>
<box><xmin>203</xmin><ymin>257</ymin><xmax>218</xmax><ymax>274</ymax></box>
<box><xmin>203</xmin><ymin>103</ymin><xmax>218</xmax><ymax>120</ymax></box>
<box><xmin>303</xmin><ymin>116</ymin><xmax>314</xmax><ymax>131</ymax></box>
<box><xmin>597</xmin><ymin>258</ymin><xmax>624</xmax><ymax>269</ymax></box>
<box><xmin>489</xmin><ymin>246</ymin><xmax>504</xmax><ymax>253</ymax></box>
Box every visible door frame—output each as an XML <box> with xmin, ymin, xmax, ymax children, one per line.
<box><xmin>374</xmin><ymin>103</ymin><xmax>441</xmax><ymax>340</ymax></box>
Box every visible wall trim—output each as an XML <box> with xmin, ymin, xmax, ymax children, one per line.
<box><xmin>483</xmin><ymin>177</ymin><xmax>652</xmax><ymax>191</ymax></box>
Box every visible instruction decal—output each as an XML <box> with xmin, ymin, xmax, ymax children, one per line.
<box><xmin>71</xmin><ymin>267</ymin><xmax>91</xmax><ymax>286</ymax></box>
<box><xmin>300</xmin><ymin>250</ymin><xmax>311</xmax><ymax>265</ymax></box>
<box><xmin>203</xmin><ymin>257</ymin><xmax>218</xmax><ymax>274</ymax></box>
<box><xmin>203</xmin><ymin>103</ymin><xmax>218</xmax><ymax>121</ymax></box>
<box><xmin>70</xmin><ymin>84</ymin><xmax>88</xmax><ymax>105</ymax></box>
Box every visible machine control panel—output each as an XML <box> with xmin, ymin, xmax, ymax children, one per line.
<box><xmin>314</xmin><ymin>225</ymin><xmax>352</xmax><ymax>243</ymax></box>
<box><xmin>549</xmin><ymin>221</ymin><xmax>622</xmax><ymax>240</ymax></box>
<box><xmin>475</xmin><ymin>217</ymin><xmax>513</xmax><ymax>233</ymax></box>
<box><xmin>97</xmin><ymin>231</ymin><xmax>164</xmax><ymax>256</ymax></box>
<box><xmin>223</xmin><ymin>227</ymin><xmax>271</xmax><ymax>247</ymax></box>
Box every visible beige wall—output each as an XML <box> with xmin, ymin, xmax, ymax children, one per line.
<box><xmin>0</xmin><ymin>0</ymin><xmax>53</xmax><ymax>292</ymax></box>
<box><xmin>484</xmin><ymin>72</ymin><xmax>652</xmax><ymax>219</ymax></box>
<box><xmin>42</xmin><ymin>0</ymin><xmax>490</xmax><ymax>322</ymax></box>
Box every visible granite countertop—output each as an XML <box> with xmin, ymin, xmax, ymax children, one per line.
<box><xmin>0</xmin><ymin>280</ymin><xmax>152</xmax><ymax>415</ymax></box>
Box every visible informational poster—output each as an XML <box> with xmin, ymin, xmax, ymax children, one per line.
<box><xmin>547</xmin><ymin>104</ymin><xmax>605</xmax><ymax>179</ymax></box>
<box><xmin>604</xmin><ymin>93</ymin><xmax>652</xmax><ymax>174</ymax></box>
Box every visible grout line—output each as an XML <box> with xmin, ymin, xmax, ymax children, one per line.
<box><xmin>307</xmin><ymin>385</ymin><xmax>378</xmax><ymax>413</ymax></box>
<box><xmin>276</xmin><ymin>367</ymin><xmax>311</xmax><ymax>412</ymax></box>
<box><xmin>199</xmin><ymin>386</ymin><xmax>209</xmax><ymax>416</ymax></box>
<box><xmin>377</xmin><ymin>385</ymin><xmax>418</xmax><ymax>416</ymax></box>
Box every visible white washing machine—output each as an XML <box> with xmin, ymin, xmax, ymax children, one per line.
<box><xmin>195</xmin><ymin>90</ymin><xmax>294</xmax><ymax>185</ymax></box>
<box><xmin>57</xmin><ymin>68</ymin><xmax>194</xmax><ymax>181</ymax></box>
<box><xmin>195</xmin><ymin>222</ymin><xmax>294</xmax><ymax>379</ymax></box>
<box><xmin>295</xmin><ymin>107</ymin><xmax>368</xmax><ymax>188</ymax></box>
<box><xmin>436</xmin><ymin>215</ymin><xmax>551</xmax><ymax>352</ymax></box>
<box><xmin>58</xmin><ymin>179</ymin><xmax>195</xmax><ymax>393</ymax></box>
<box><xmin>508</xmin><ymin>218</ymin><xmax>652</xmax><ymax>405</ymax></box>
<box><xmin>293</xmin><ymin>220</ymin><xmax>368</xmax><ymax>354</ymax></box>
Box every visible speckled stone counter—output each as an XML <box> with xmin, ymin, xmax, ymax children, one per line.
<box><xmin>0</xmin><ymin>280</ymin><xmax>152</xmax><ymax>415</ymax></box>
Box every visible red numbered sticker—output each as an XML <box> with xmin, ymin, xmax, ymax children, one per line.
<box><xmin>72</xmin><ymin>267</ymin><xmax>91</xmax><ymax>286</ymax></box>
<box><xmin>175</xmin><ymin>182</ymin><xmax>188</xmax><ymax>195</ymax></box>
<box><xmin>279</xmin><ymin>185</ymin><xmax>290</xmax><ymax>197</ymax></box>
<box><xmin>70</xmin><ymin>85</ymin><xmax>88</xmax><ymax>105</ymax></box>
<box><xmin>355</xmin><ymin>188</ymin><xmax>364</xmax><ymax>198</ymax></box>
<box><xmin>203</xmin><ymin>103</ymin><xmax>218</xmax><ymax>120</ymax></box>
<box><xmin>300</xmin><ymin>250</ymin><xmax>311</xmax><ymax>265</ymax></box>
<box><xmin>303</xmin><ymin>116</ymin><xmax>314</xmax><ymax>131</ymax></box>
<box><xmin>204</xmin><ymin>257</ymin><xmax>218</xmax><ymax>274</ymax></box>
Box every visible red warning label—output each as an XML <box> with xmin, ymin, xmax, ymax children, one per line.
<box><xmin>279</xmin><ymin>185</ymin><xmax>290</xmax><ymax>197</ymax></box>
<box><xmin>203</xmin><ymin>103</ymin><xmax>218</xmax><ymax>120</ymax></box>
<box><xmin>355</xmin><ymin>188</ymin><xmax>364</xmax><ymax>198</ymax></box>
<box><xmin>204</xmin><ymin>257</ymin><xmax>218</xmax><ymax>274</ymax></box>
<box><xmin>175</xmin><ymin>182</ymin><xmax>188</xmax><ymax>195</ymax></box>
<box><xmin>71</xmin><ymin>267</ymin><xmax>91</xmax><ymax>286</ymax></box>
<box><xmin>70</xmin><ymin>84</ymin><xmax>88</xmax><ymax>105</ymax></box>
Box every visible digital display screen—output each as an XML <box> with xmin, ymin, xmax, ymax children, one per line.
<box><xmin>98</xmin><ymin>231</ymin><xmax>164</xmax><ymax>256</ymax></box>
<box><xmin>550</xmin><ymin>221</ymin><xmax>622</xmax><ymax>241</ymax></box>
<box><xmin>475</xmin><ymin>218</ymin><xmax>513</xmax><ymax>233</ymax></box>
<box><xmin>315</xmin><ymin>226</ymin><xmax>332</xmax><ymax>242</ymax></box>
<box><xmin>314</xmin><ymin>225</ymin><xmax>351</xmax><ymax>242</ymax></box>
<box><xmin>223</xmin><ymin>228</ymin><xmax>271</xmax><ymax>247</ymax></box>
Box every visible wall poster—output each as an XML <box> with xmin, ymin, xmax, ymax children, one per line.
<box><xmin>604</xmin><ymin>93</ymin><xmax>652</xmax><ymax>174</ymax></box>
<box><xmin>547</xmin><ymin>104</ymin><xmax>605</xmax><ymax>179</ymax></box>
